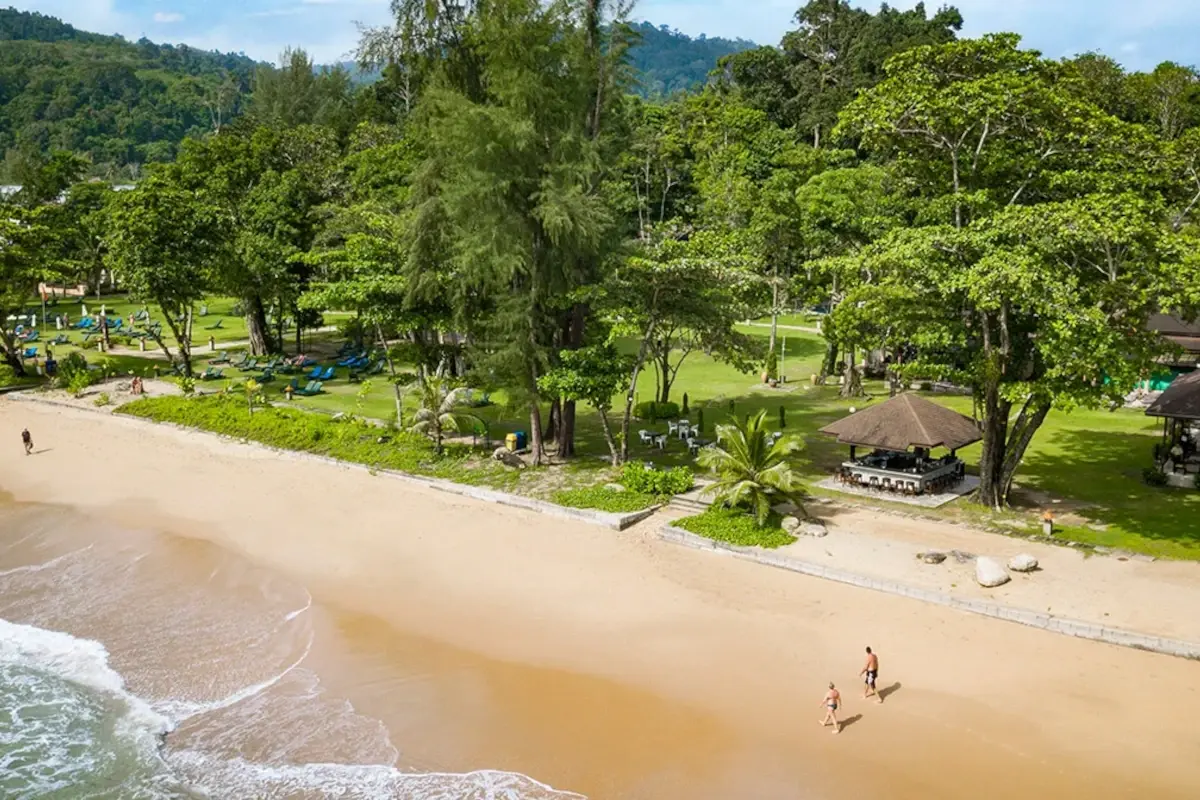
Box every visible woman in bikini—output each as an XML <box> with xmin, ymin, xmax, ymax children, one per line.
<box><xmin>819</xmin><ymin>682</ymin><xmax>841</xmax><ymax>734</ymax></box>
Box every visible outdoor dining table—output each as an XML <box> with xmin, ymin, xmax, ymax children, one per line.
<box><xmin>841</xmin><ymin>458</ymin><xmax>960</xmax><ymax>495</ymax></box>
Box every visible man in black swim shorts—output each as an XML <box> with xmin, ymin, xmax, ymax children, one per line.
<box><xmin>861</xmin><ymin>646</ymin><xmax>881</xmax><ymax>703</ymax></box>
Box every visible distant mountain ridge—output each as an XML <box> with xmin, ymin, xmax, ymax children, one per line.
<box><xmin>333</xmin><ymin>21</ymin><xmax>756</xmax><ymax>97</ymax></box>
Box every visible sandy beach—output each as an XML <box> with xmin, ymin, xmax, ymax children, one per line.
<box><xmin>3</xmin><ymin>397</ymin><xmax>1200</xmax><ymax>799</ymax></box>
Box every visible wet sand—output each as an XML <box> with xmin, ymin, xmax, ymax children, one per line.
<box><xmin>3</xmin><ymin>398</ymin><xmax>1200</xmax><ymax>798</ymax></box>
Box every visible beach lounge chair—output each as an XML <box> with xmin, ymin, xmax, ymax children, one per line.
<box><xmin>241</xmin><ymin>357</ymin><xmax>259</xmax><ymax>371</ymax></box>
<box><xmin>232</xmin><ymin>353</ymin><xmax>252</xmax><ymax>369</ymax></box>
<box><xmin>306</xmin><ymin>365</ymin><xmax>323</xmax><ymax>380</ymax></box>
<box><xmin>204</xmin><ymin>318</ymin><xmax>224</xmax><ymax>330</ymax></box>
<box><xmin>295</xmin><ymin>381</ymin><xmax>323</xmax><ymax>397</ymax></box>
<box><xmin>200</xmin><ymin>367</ymin><xmax>224</xmax><ymax>380</ymax></box>
<box><xmin>21</xmin><ymin>346</ymin><xmax>36</xmax><ymax>359</ymax></box>
<box><xmin>259</xmin><ymin>368</ymin><xmax>276</xmax><ymax>383</ymax></box>
<box><xmin>317</xmin><ymin>366</ymin><xmax>334</xmax><ymax>381</ymax></box>
<box><xmin>211</xmin><ymin>351</ymin><xmax>231</xmax><ymax>365</ymax></box>
<box><xmin>74</xmin><ymin>318</ymin><xmax>92</xmax><ymax>329</ymax></box>
<box><xmin>23</xmin><ymin>330</ymin><xmax>39</xmax><ymax>343</ymax></box>
<box><xmin>49</xmin><ymin>334</ymin><xmax>69</xmax><ymax>346</ymax></box>
<box><xmin>286</xmin><ymin>378</ymin><xmax>300</xmax><ymax>392</ymax></box>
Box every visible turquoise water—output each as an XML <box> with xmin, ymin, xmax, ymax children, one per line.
<box><xmin>0</xmin><ymin>502</ymin><xmax>582</xmax><ymax>800</ymax></box>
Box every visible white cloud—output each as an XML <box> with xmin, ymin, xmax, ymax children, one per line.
<box><xmin>301</xmin><ymin>0</ymin><xmax>342</xmax><ymax>5</ymax></box>
<box><xmin>153</xmin><ymin>12</ymin><xmax>185</xmax><ymax>24</ymax></box>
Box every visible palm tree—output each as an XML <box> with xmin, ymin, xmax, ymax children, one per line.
<box><xmin>697</xmin><ymin>409</ymin><xmax>804</xmax><ymax>526</ymax></box>
<box><xmin>408</xmin><ymin>376</ymin><xmax>484</xmax><ymax>454</ymax></box>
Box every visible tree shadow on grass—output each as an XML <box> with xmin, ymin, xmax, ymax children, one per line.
<box><xmin>1017</xmin><ymin>428</ymin><xmax>1200</xmax><ymax>552</ymax></box>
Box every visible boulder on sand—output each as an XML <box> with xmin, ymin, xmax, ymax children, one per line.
<box><xmin>975</xmin><ymin>557</ymin><xmax>1011</xmax><ymax>588</ymax></box>
<box><xmin>800</xmin><ymin>520</ymin><xmax>828</xmax><ymax>538</ymax></box>
<box><xmin>781</xmin><ymin>516</ymin><xmax>802</xmax><ymax>534</ymax></box>
<box><xmin>919</xmin><ymin>551</ymin><xmax>947</xmax><ymax>565</ymax></box>
<box><xmin>1008</xmin><ymin>553</ymin><xmax>1039</xmax><ymax>573</ymax></box>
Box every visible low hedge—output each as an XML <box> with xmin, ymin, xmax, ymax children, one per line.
<box><xmin>633</xmin><ymin>400</ymin><xmax>680</xmax><ymax>421</ymax></box>
<box><xmin>553</xmin><ymin>486</ymin><xmax>660</xmax><ymax>513</ymax></box>
<box><xmin>117</xmin><ymin>394</ymin><xmax>518</xmax><ymax>489</ymax></box>
<box><xmin>620</xmin><ymin>462</ymin><xmax>693</xmax><ymax>495</ymax></box>
<box><xmin>674</xmin><ymin>507</ymin><xmax>796</xmax><ymax>549</ymax></box>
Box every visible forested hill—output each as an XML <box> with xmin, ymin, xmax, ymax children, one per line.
<box><xmin>338</xmin><ymin>21</ymin><xmax>756</xmax><ymax>96</ymax></box>
<box><xmin>0</xmin><ymin>8</ymin><xmax>261</xmax><ymax>181</ymax></box>
<box><xmin>626</xmin><ymin>22</ymin><xmax>755</xmax><ymax>97</ymax></box>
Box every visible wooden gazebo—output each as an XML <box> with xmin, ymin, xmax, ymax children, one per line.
<box><xmin>820</xmin><ymin>394</ymin><xmax>981</xmax><ymax>495</ymax></box>
<box><xmin>1145</xmin><ymin>370</ymin><xmax>1200</xmax><ymax>485</ymax></box>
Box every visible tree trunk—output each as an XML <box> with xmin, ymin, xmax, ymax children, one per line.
<box><xmin>768</xmin><ymin>271</ymin><xmax>779</xmax><ymax>358</ymax></box>
<box><xmin>529</xmin><ymin>402</ymin><xmax>545</xmax><ymax>466</ymax></box>
<box><xmin>818</xmin><ymin>340</ymin><xmax>838</xmax><ymax>384</ymax></box>
<box><xmin>597</xmin><ymin>408</ymin><xmax>620</xmax><ymax>466</ymax></box>
<box><xmin>376</xmin><ymin>321</ymin><xmax>404</xmax><ymax>427</ymax></box>
<box><xmin>1</xmin><ymin>338</ymin><xmax>25</xmax><ymax>376</ymax></box>
<box><xmin>658</xmin><ymin>348</ymin><xmax>672</xmax><ymax>404</ymax></box>
<box><xmin>546</xmin><ymin>398</ymin><xmax>561</xmax><ymax>444</ymax></box>
<box><xmin>245</xmin><ymin>294</ymin><xmax>271</xmax><ymax>356</ymax></box>
<box><xmin>976</xmin><ymin>382</ymin><xmax>1012</xmax><ymax>510</ymax></box>
<box><xmin>557</xmin><ymin>303</ymin><xmax>586</xmax><ymax>459</ymax></box>
<box><xmin>295</xmin><ymin>313</ymin><xmax>302</xmax><ymax>354</ymax></box>
<box><xmin>620</xmin><ymin>333</ymin><xmax>656</xmax><ymax>463</ymax></box>
<box><xmin>840</xmin><ymin>347</ymin><xmax>862</xmax><ymax>398</ymax></box>
<box><xmin>995</xmin><ymin>396</ymin><xmax>1052</xmax><ymax>506</ymax></box>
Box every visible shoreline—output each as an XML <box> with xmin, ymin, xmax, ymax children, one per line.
<box><xmin>20</xmin><ymin>388</ymin><xmax>1200</xmax><ymax>653</ymax></box>
<box><xmin>4</xmin><ymin>398</ymin><xmax>1200</xmax><ymax>798</ymax></box>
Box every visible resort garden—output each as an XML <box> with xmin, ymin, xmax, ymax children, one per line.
<box><xmin>2</xmin><ymin>3</ymin><xmax>1200</xmax><ymax>559</ymax></box>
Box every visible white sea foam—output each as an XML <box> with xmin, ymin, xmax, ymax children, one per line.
<box><xmin>0</xmin><ymin>618</ymin><xmax>173</xmax><ymax>744</ymax></box>
<box><xmin>284</xmin><ymin>591</ymin><xmax>313</xmax><ymax>622</ymax></box>
<box><xmin>0</xmin><ymin>545</ymin><xmax>92</xmax><ymax>578</ymax></box>
<box><xmin>166</xmin><ymin>751</ymin><xmax>587</xmax><ymax>800</ymax></box>
<box><xmin>152</xmin><ymin>627</ymin><xmax>314</xmax><ymax>722</ymax></box>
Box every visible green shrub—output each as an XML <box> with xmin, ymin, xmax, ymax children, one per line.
<box><xmin>681</xmin><ymin>393</ymin><xmax>689</xmax><ymax>414</ymax></box>
<box><xmin>93</xmin><ymin>392</ymin><xmax>111</xmax><ymax>407</ymax></box>
<box><xmin>674</xmin><ymin>507</ymin><xmax>795</xmax><ymax>549</ymax></box>
<box><xmin>634</xmin><ymin>400</ymin><xmax>680</xmax><ymax>421</ymax></box>
<box><xmin>553</xmin><ymin>486</ymin><xmax>659</xmax><ymax>513</ymax></box>
<box><xmin>66</xmin><ymin>371</ymin><xmax>92</xmax><ymax>397</ymax></box>
<box><xmin>1194</xmin><ymin>472</ymin><xmax>1200</xmax><ymax>491</ymax></box>
<box><xmin>620</xmin><ymin>462</ymin><xmax>693</xmax><ymax>495</ymax></box>
<box><xmin>765</xmin><ymin>348</ymin><xmax>778</xmax><ymax>380</ymax></box>
<box><xmin>177</xmin><ymin>376</ymin><xmax>196</xmax><ymax>396</ymax></box>
<box><xmin>1142</xmin><ymin>467</ymin><xmax>1169</xmax><ymax>487</ymax></box>
<box><xmin>115</xmin><ymin>395</ymin><xmax>517</xmax><ymax>490</ymax></box>
<box><xmin>55</xmin><ymin>352</ymin><xmax>91</xmax><ymax>389</ymax></box>
<box><xmin>0</xmin><ymin>363</ymin><xmax>17</xmax><ymax>387</ymax></box>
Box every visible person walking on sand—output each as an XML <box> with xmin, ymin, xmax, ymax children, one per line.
<box><xmin>21</xmin><ymin>428</ymin><xmax>33</xmax><ymax>455</ymax></box>
<box><xmin>861</xmin><ymin>646</ymin><xmax>881</xmax><ymax>703</ymax></box>
<box><xmin>819</xmin><ymin>682</ymin><xmax>842</xmax><ymax>734</ymax></box>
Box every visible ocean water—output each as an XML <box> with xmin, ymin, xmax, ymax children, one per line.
<box><xmin>0</xmin><ymin>501</ymin><xmax>583</xmax><ymax>800</ymax></box>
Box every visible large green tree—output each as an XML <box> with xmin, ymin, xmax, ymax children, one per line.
<box><xmin>401</xmin><ymin>0</ymin><xmax>632</xmax><ymax>464</ymax></box>
<box><xmin>834</xmin><ymin>34</ymin><xmax>1199</xmax><ymax>508</ymax></box>
<box><xmin>719</xmin><ymin>0</ymin><xmax>962</xmax><ymax>143</ymax></box>
<box><xmin>105</xmin><ymin>181</ymin><xmax>226</xmax><ymax>376</ymax></box>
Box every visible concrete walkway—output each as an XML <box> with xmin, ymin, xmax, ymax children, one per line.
<box><xmin>659</xmin><ymin>523</ymin><xmax>1200</xmax><ymax>660</ymax></box>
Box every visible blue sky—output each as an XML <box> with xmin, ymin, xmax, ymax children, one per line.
<box><xmin>7</xmin><ymin>0</ymin><xmax>1200</xmax><ymax>70</ymax></box>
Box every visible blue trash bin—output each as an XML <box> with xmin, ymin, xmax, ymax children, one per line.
<box><xmin>514</xmin><ymin>431</ymin><xmax>527</xmax><ymax>450</ymax></box>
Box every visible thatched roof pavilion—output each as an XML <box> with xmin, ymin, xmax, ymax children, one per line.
<box><xmin>1146</xmin><ymin>370</ymin><xmax>1200</xmax><ymax>422</ymax></box>
<box><xmin>820</xmin><ymin>394</ymin><xmax>982</xmax><ymax>452</ymax></box>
